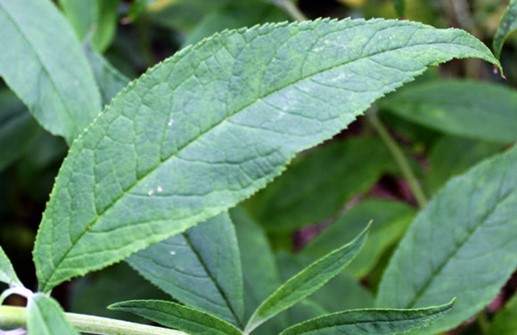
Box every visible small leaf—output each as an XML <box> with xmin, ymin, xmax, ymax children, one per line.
<box><xmin>488</xmin><ymin>294</ymin><xmax>517</xmax><ymax>335</ymax></box>
<box><xmin>28</xmin><ymin>293</ymin><xmax>80</xmax><ymax>335</ymax></box>
<box><xmin>493</xmin><ymin>0</ymin><xmax>517</xmax><ymax>58</ymax></box>
<box><xmin>244</xmin><ymin>224</ymin><xmax>369</xmax><ymax>333</ymax></box>
<box><xmin>59</xmin><ymin>0</ymin><xmax>120</xmax><ymax>52</ymax></box>
<box><xmin>377</xmin><ymin>146</ymin><xmax>517</xmax><ymax>334</ymax></box>
<box><xmin>246</xmin><ymin>136</ymin><xmax>392</xmax><ymax>232</ymax></box>
<box><xmin>424</xmin><ymin>135</ymin><xmax>503</xmax><ymax>195</ymax></box>
<box><xmin>128</xmin><ymin>212</ymin><xmax>245</xmax><ymax>327</ymax></box>
<box><xmin>0</xmin><ymin>245</ymin><xmax>22</xmax><ymax>287</ymax></box>
<box><xmin>33</xmin><ymin>18</ymin><xmax>501</xmax><ymax>292</ymax></box>
<box><xmin>379</xmin><ymin>80</ymin><xmax>517</xmax><ymax>143</ymax></box>
<box><xmin>301</xmin><ymin>199</ymin><xmax>415</xmax><ymax>278</ymax></box>
<box><xmin>0</xmin><ymin>0</ymin><xmax>101</xmax><ymax>144</ymax></box>
<box><xmin>110</xmin><ymin>300</ymin><xmax>243</xmax><ymax>335</ymax></box>
<box><xmin>279</xmin><ymin>301</ymin><xmax>454</xmax><ymax>335</ymax></box>
<box><xmin>84</xmin><ymin>46</ymin><xmax>130</xmax><ymax>106</ymax></box>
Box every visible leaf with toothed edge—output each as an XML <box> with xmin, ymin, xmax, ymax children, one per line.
<box><xmin>127</xmin><ymin>212</ymin><xmax>245</xmax><ymax>327</ymax></box>
<box><xmin>33</xmin><ymin>18</ymin><xmax>501</xmax><ymax>292</ymax></box>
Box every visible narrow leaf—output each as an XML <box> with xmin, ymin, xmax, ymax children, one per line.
<box><xmin>246</xmin><ymin>136</ymin><xmax>392</xmax><ymax>232</ymax></box>
<box><xmin>0</xmin><ymin>0</ymin><xmax>101</xmax><ymax>144</ymax></box>
<box><xmin>28</xmin><ymin>293</ymin><xmax>80</xmax><ymax>335</ymax></box>
<box><xmin>84</xmin><ymin>46</ymin><xmax>130</xmax><ymax>106</ymax></box>
<box><xmin>279</xmin><ymin>301</ymin><xmax>454</xmax><ymax>335</ymax></box>
<box><xmin>377</xmin><ymin>146</ymin><xmax>517</xmax><ymax>334</ymax></box>
<box><xmin>127</xmin><ymin>212</ymin><xmax>245</xmax><ymax>327</ymax></box>
<box><xmin>244</xmin><ymin>224</ymin><xmax>369</xmax><ymax>333</ymax></box>
<box><xmin>0</xmin><ymin>245</ymin><xmax>21</xmax><ymax>287</ymax></box>
<box><xmin>493</xmin><ymin>0</ymin><xmax>517</xmax><ymax>58</ymax></box>
<box><xmin>301</xmin><ymin>199</ymin><xmax>415</xmax><ymax>278</ymax></box>
<box><xmin>488</xmin><ymin>294</ymin><xmax>517</xmax><ymax>335</ymax></box>
<box><xmin>110</xmin><ymin>300</ymin><xmax>243</xmax><ymax>335</ymax></box>
<box><xmin>380</xmin><ymin>80</ymin><xmax>517</xmax><ymax>143</ymax></box>
<box><xmin>392</xmin><ymin>0</ymin><xmax>405</xmax><ymax>17</ymax></box>
<box><xmin>33</xmin><ymin>18</ymin><xmax>500</xmax><ymax>292</ymax></box>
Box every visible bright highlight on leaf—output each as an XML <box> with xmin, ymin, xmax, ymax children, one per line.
<box><xmin>110</xmin><ymin>300</ymin><xmax>243</xmax><ymax>335</ymax></box>
<box><xmin>279</xmin><ymin>300</ymin><xmax>454</xmax><ymax>335</ymax></box>
<box><xmin>377</xmin><ymin>146</ymin><xmax>517</xmax><ymax>334</ymax></box>
<box><xmin>33</xmin><ymin>18</ymin><xmax>500</xmax><ymax>293</ymax></box>
<box><xmin>0</xmin><ymin>0</ymin><xmax>101</xmax><ymax>144</ymax></box>
<box><xmin>244</xmin><ymin>224</ymin><xmax>370</xmax><ymax>333</ymax></box>
<box><xmin>28</xmin><ymin>293</ymin><xmax>80</xmax><ymax>335</ymax></box>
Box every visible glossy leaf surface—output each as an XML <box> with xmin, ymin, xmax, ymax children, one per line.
<box><xmin>380</xmin><ymin>80</ymin><xmax>517</xmax><ymax>143</ymax></box>
<box><xmin>0</xmin><ymin>0</ymin><xmax>101</xmax><ymax>144</ymax></box>
<box><xmin>245</xmin><ymin>224</ymin><xmax>369</xmax><ymax>333</ymax></box>
<box><xmin>377</xmin><ymin>146</ymin><xmax>517</xmax><ymax>334</ymax></box>
<box><xmin>27</xmin><ymin>293</ymin><xmax>80</xmax><ymax>335</ymax></box>
<box><xmin>111</xmin><ymin>300</ymin><xmax>243</xmax><ymax>335</ymax></box>
<box><xmin>128</xmin><ymin>212</ymin><xmax>245</xmax><ymax>327</ymax></box>
<box><xmin>33</xmin><ymin>18</ymin><xmax>500</xmax><ymax>292</ymax></box>
<box><xmin>279</xmin><ymin>302</ymin><xmax>454</xmax><ymax>335</ymax></box>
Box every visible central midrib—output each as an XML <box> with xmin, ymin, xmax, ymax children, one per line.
<box><xmin>43</xmin><ymin>26</ymin><xmax>486</xmax><ymax>288</ymax></box>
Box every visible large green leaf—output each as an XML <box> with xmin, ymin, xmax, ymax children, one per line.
<box><xmin>246</xmin><ymin>136</ymin><xmax>392</xmax><ymax>232</ymax></box>
<box><xmin>424</xmin><ymin>135</ymin><xmax>503</xmax><ymax>195</ymax></box>
<box><xmin>493</xmin><ymin>0</ymin><xmax>517</xmax><ymax>58</ymax></box>
<box><xmin>59</xmin><ymin>0</ymin><xmax>120</xmax><ymax>52</ymax></box>
<box><xmin>379</xmin><ymin>80</ymin><xmax>517</xmax><ymax>143</ymax></box>
<box><xmin>127</xmin><ymin>212</ymin><xmax>245</xmax><ymax>327</ymax></box>
<box><xmin>27</xmin><ymin>293</ymin><xmax>80</xmax><ymax>335</ymax></box>
<box><xmin>301</xmin><ymin>199</ymin><xmax>415</xmax><ymax>278</ymax></box>
<box><xmin>244</xmin><ymin>224</ymin><xmax>369</xmax><ymax>333</ymax></box>
<box><xmin>279</xmin><ymin>302</ymin><xmax>454</xmax><ymax>335</ymax></box>
<box><xmin>377</xmin><ymin>146</ymin><xmax>517</xmax><ymax>334</ymax></box>
<box><xmin>110</xmin><ymin>300</ymin><xmax>243</xmax><ymax>335</ymax></box>
<box><xmin>0</xmin><ymin>90</ymin><xmax>40</xmax><ymax>172</ymax></box>
<box><xmin>33</xmin><ymin>18</ymin><xmax>500</xmax><ymax>292</ymax></box>
<box><xmin>488</xmin><ymin>294</ymin><xmax>517</xmax><ymax>335</ymax></box>
<box><xmin>0</xmin><ymin>245</ymin><xmax>21</xmax><ymax>287</ymax></box>
<box><xmin>0</xmin><ymin>0</ymin><xmax>101</xmax><ymax>144</ymax></box>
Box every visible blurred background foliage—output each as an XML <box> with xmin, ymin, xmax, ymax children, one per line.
<box><xmin>1</xmin><ymin>0</ymin><xmax>516</xmax><ymax>333</ymax></box>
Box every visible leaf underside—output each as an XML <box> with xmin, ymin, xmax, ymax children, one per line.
<box><xmin>127</xmin><ymin>212</ymin><xmax>245</xmax><ymax>327</ymax></box>
<box><xmin>33</xmin><ymin>18</ymin><xmax>499</xmax><ymax>292</ymax></box>
<box><xmin>377</xmin><ymin>146</ymin><xmax>517</xmax><ymax>334</ymax></box>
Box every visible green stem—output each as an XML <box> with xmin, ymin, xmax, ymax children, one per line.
<box><xmin>367</xmin><ymin>109</ymin><xmax>428</xmax><ymax>208</ymax></box>
<box><xmin>273</xmin><ymin>0</ymin><xmax>307</xmax><ymax>21</ymax></box>
<box><xmin>0</xmin><ymin>306</ymin><xmax>187</xmax><ymax>335</ymax></box>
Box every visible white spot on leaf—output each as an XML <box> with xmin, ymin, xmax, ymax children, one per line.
<box><xmin>157</xmin><ymin>186</ymin><xmax>163</xmax><ymax>193</ymax></box>
<box><xmin>147</xmin><ymin>190</ymin><xmax>154</xmax><ymax>196</ymax></box>
<box><xmin>170</xmin><ymin>251</ymin><xmax>176</xmax><ymax>255</ymax></box>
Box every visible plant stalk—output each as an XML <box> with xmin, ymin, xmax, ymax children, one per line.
<box><xmin>0</xmin><ymin>306</ymin><xmax>187</xmax><ymax>335</ymax></box>
<box><xmin>367</xmin><ymin>109</ymin><xmax>428</xmax><ymax>208</ymax></box>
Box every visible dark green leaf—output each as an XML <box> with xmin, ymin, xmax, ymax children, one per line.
<box><xmin>380</xmin><ymin>80</ymin><xmax>517</xmax><ymax>143</ymax></box>
<box><xmin>302</xmin><ymin>199</ymin><xmax>415</xmax><ymax>278</ymax></box>
<box><xmin>279</xmin><ymin>301</ymin><xmax>454</xmax><ymax>335</ymax></box>
<box><xmin>247</xmin><ymin>136</ymin><xmax>392</xmax><ymax>232</ymax></box>
<box><xmin>110</xmin><ymin>300</ymin><xmax>242</xmax><ymax>335</ymax></box>
<box><xmin>128</xmin><ymin>212</ymin><xmax>245</xmax><ymax>327</ymax></box>
<box><xmin>488</xmin><ymin>294</ymin><xmax>517</xmax><ymax>335</ymax></box>
<box><xmin>493</xmin><ymin>0</ymin><xmax>517</xmax><ymax>58</ymax></box>
<box><xmin>28</xmin><ymin>293</ymin><xmax>80</xmax><ymax>335</ymax></box>
<box><xmin>33</xmin><ymin>18</ymin><xmax>500</xmax><ymax>292</ymax></box>
<box><xmin>392</xmin><ymin>0</ymin><xmax>406</xmax><ymax>17</ymax></box>
<box><xmin>0</xmin><ymin>0</ymin><xmax>101</xmax><ymax>144</ymax></box>
<box><xmin>377</xmin><ymin>146</ymin><xmax>517</xmax><ymax>334</ymax></box>
<box><xmin>244</xmin><ymin>224</ymin><xmax>369</xmax><ymax>333</ymax></box>
<box><xmin>424</xmin><ymin>135</ymin><xmax>503</xmax><ymax>195</ymax></box>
